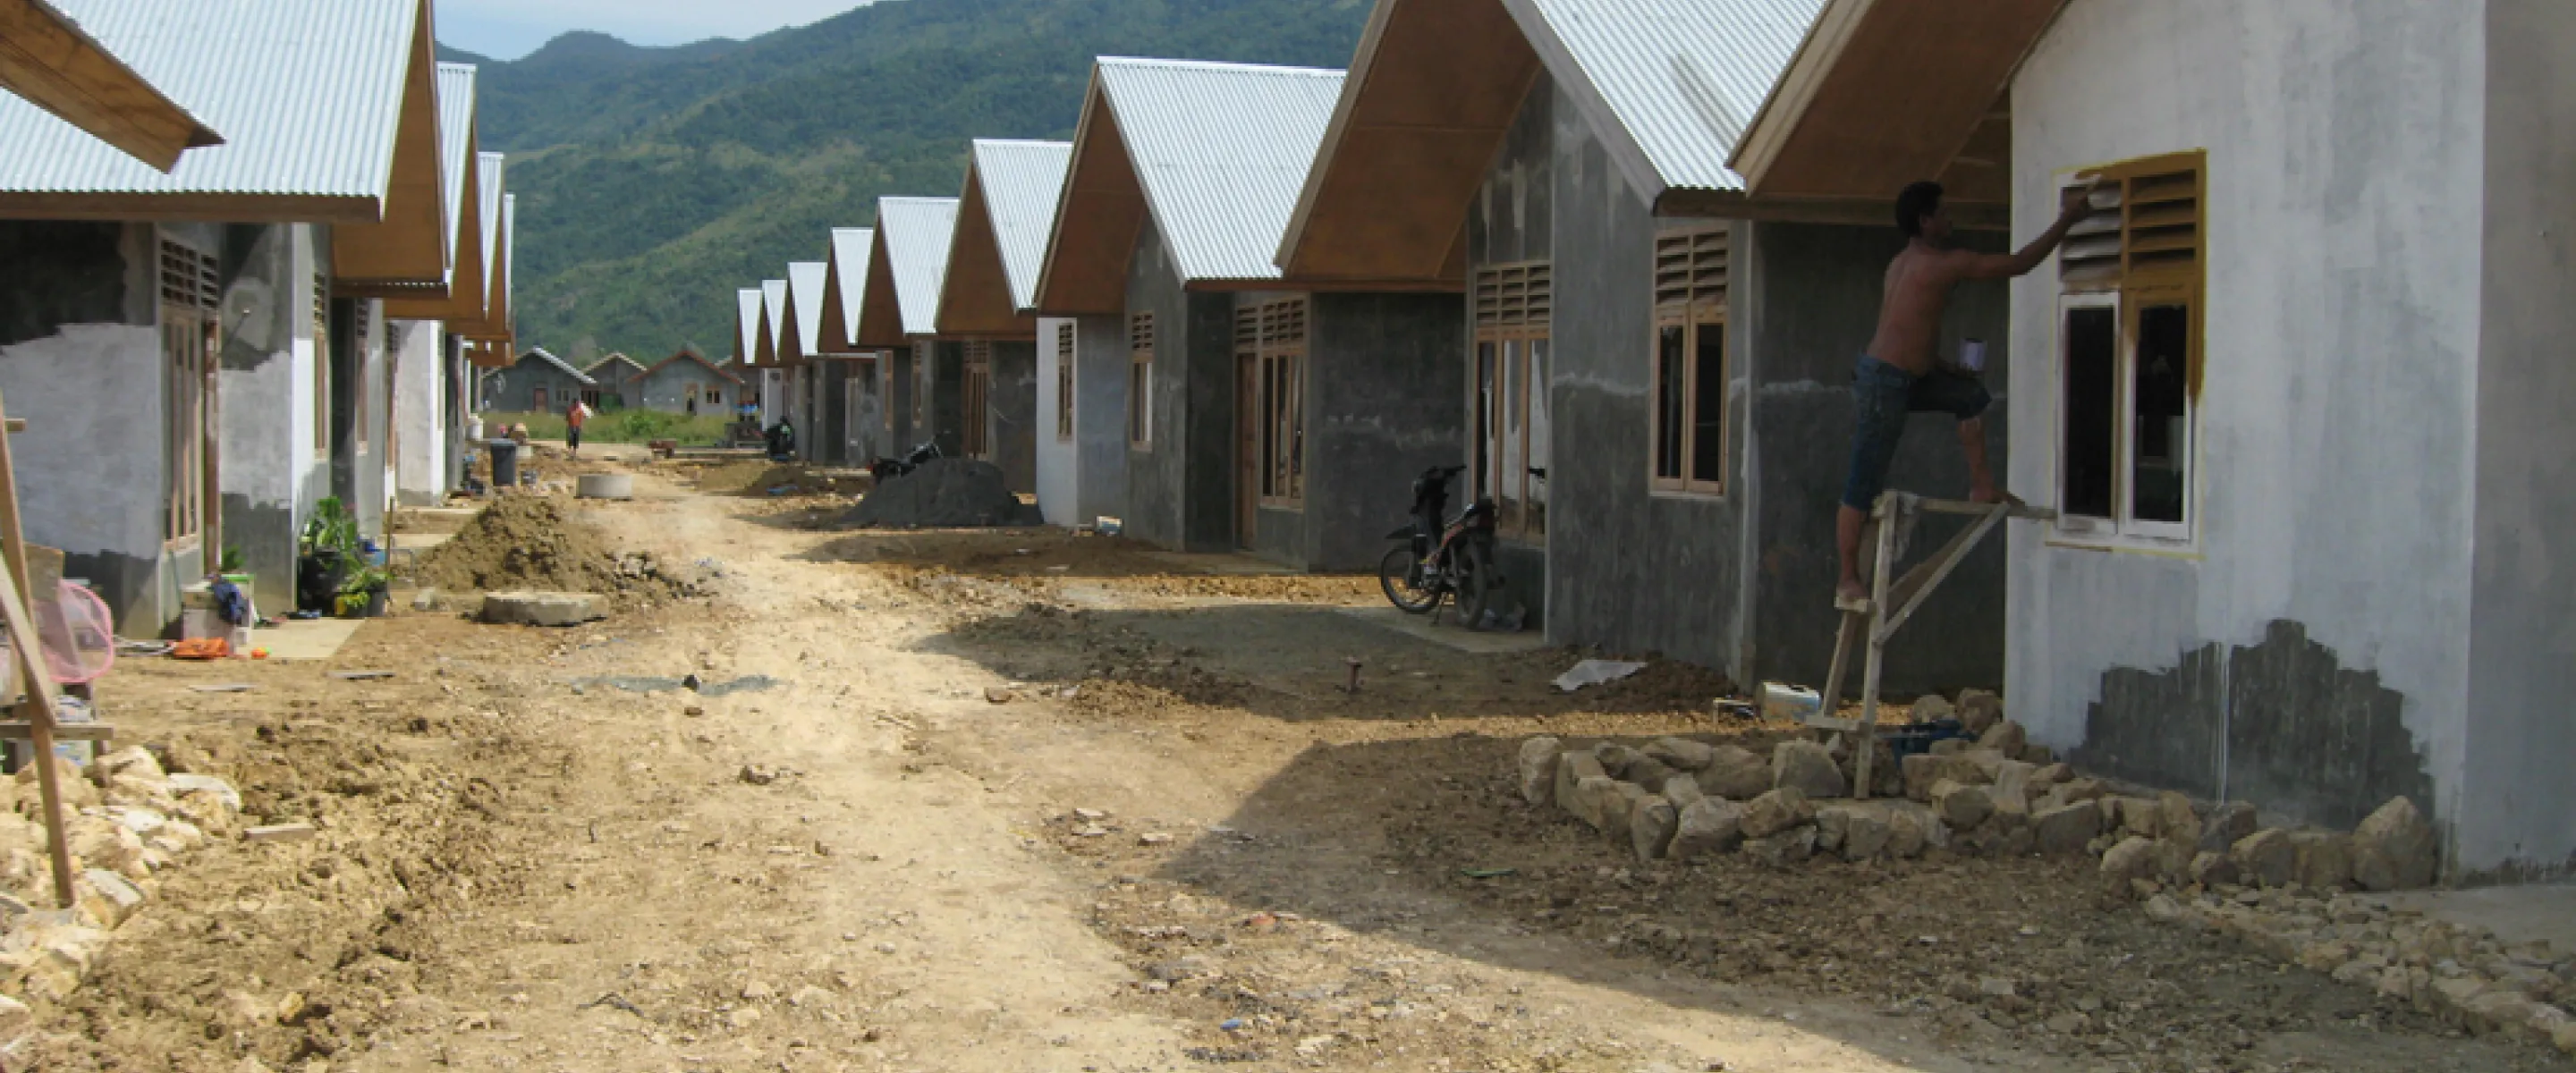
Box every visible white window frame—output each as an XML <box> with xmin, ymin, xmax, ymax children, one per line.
<box><xmin>2048</xmin><ymin>291</ymin><xmax>2199</xmax><ymax>550</ymax></box>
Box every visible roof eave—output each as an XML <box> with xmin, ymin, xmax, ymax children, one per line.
<box><xmin>0</xmin><ymin>0</ymin><xmax>223</xmax><ymax>172</ymax></box>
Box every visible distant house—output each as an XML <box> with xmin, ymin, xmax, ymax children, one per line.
<box><xmin>857</xmin><ymin>198</ymin><xmax>962</xmax><ymax>459</ymax></box>
<box><xmin>780</xmin><ymin>259</ymin><xmax>830</xmax><ymax>460</ymax></box>
<box><xmin>581</xmin><ymin>352</ymin><xmax>649</xmax><ymax>410</ymax></box>
<box><xmin>753</xmin><ymin>277</ymin><xmax>787</xmax><ymax>426</ymax></box>
<box><xmin>936</xmin><ymin>139</ymin><xmax>1072</xmax><ymax>495</ymax></box>
<box><xmin>1032</xmin><ymin>58</ymin><xmax>1462</xmax><ymax>570</ymax></box>
<box><xmin>631</xmin><ymin>351</ymin><xmax>742</xmax><ymax>416</ymax></box>
<box><xmin>479</xmin><ymin>347</ymin><xmax>595</xmax><ymax>416</ymax></box>
<box><xmin>0</xmin><ymin>0</ymin><xmax>448</xmax><ymax>628</ymax></box>
<box><xmin>1728</xmin><ymin>0</ymin><xmax>2576</xmax><ymax>881</ymax></box>
<box><xmin>818</xmin><ymin>227</ymin><xmax>892</xmax><ymax>464</ymax></box>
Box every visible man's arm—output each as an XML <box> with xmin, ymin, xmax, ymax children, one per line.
<box><xmin>1958</xmin><ymin>182</ymin><xmax>2099</xmax><ymax>281</ymax></box>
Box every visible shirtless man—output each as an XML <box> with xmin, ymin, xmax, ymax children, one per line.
<box><xmin>1835</xmin><ymin>179</ymin><xmax>2096</xmax><ymax>605</ymax></box>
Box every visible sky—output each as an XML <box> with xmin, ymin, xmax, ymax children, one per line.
<box><xmin>437</xmin><ymin>0</ymin><xmax>869</xmax><ymax>60</ymax></box>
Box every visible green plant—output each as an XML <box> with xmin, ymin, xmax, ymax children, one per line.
<box><xmin>218</xmin><ymin>545</ymin><xmax>245</xmax><ymax>573</ymax></box>
<box><xmin>335</xmin><ymin>565</ymin><xmax>391</xmax><ymax>616</ymax></box>
<box><xmin>300</xmin><ymin>497</ymin><xmax>360</xmax><ymax>560</ymax></box>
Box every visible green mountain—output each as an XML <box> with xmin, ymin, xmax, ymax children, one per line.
<box><xmin>444</xmin><ymin>0</ymin><xmax>1371</xmax><ymax>363</ymax></box>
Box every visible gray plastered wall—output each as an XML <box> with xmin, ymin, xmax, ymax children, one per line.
<box><xmin>1120</xmin><ymin>217</ymin><xmax>1237</xmax><ymax>552</ymax></box>
<box><xmin>986</xmin><ymin>339</ymin><xmax>1037</xmax><ymax>492</ymax></box>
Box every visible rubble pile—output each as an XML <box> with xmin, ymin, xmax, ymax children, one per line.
<box><xmin>1515</xmin><ymin>689</ymin><xmax>2576</xmax><ymax>1056</ymax></box>
<box><xmin>0</xmin><ymin>747</ymin><xmax>242</xmax><ymax>1010</ymax></box>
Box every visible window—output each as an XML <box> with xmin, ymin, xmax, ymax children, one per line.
<box><xmin>160</xmin><ymin>240</ymin><xmax>218</xmax><ymax>547</ymax></box>
<box><xmin>1237</xmin><ymin>299</ymin><xmax>1306</xmax><ymax>505</ymax></box>
<box><xmin>580</xmin><ymin>388</ymin><xmax>603</xmax><ymax>410</ymax></box>
<box><xmin>352</xmin><ymin>300</ymin><xmax>370</xmax><ymax>455</ymax></box>
<box><xmin>707</xmin><ymin>388</ymin><xmax>721</xmax><ymax>408</ymax></box>
<box><xmin>311</xmin><ymin>272</ymin><xmax>330</xmax><ymax>458</ymax></box>
<box><xmin>1472</xmin><ymin>262</ymin><xmax>1550</xmax><ymax>540</ymax></box>
<box><xmin>1649</xmin><ymin>225</ymin><xmax>1729</xmax><ymax>494</ymax></box>
<box><xmin>1128</xmin><ymin>313</ymin><xmax>1154</xmax><ymax>449</ymax></box>
<box><xmin>962</xmin><ymin>341</ymin><xmax>991</xmax><ymax>458</ymax></box>
<box><xmin>2054</xmin><ymin>151</ymin><xmax>2203</xmax><ymax>545</ymax></box>
<box><xmin>1055</xmin><ymin>322</ymin><xmax>1075</xmax><ymax>440</ymax></box>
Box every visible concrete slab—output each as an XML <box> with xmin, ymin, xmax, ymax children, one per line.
<box><xmin>1333</xmin><ymin>604</ymin><xmax>1549</xmax><ymax>655</ymax></box>
<box><xmin>253</xmin><ymin>617</ymin><xmax>365</xmax><ymax>661</ymax></box>
<box><xmin>2356</xmin><ymin>883</ymin><xmax>2576</xmax><ymax>950</ymax></box>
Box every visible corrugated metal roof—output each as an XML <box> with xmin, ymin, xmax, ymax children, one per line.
<box><xmin>431</xmin><ymin>62</ymin><xmax>476</xmax><ymax>269</ymax></box>
<box><xmin>827</xmin><ymin>228</ymin><xmax>873</xmax><ymax>349</ymax></box>
<box><xmin>787</xmin><ymin>260</ymin><xmax>827</xmax><ymax>357</ymax></box>
<box><xmin>736</xmin><ymin>287</ymin><xmax>765</xmax><ymax>362</ymax></box>
<box><xmin>761</xmin><ymin>278</ymin><xmax>788</xmax><ymax>353</ymax></box>
<box><xmin>968</xmin><ymin>139</ymin><xmax>1072</xmax><ymax>310</ymax></box>
<box><xmin>877</xmin><ymin>197</ymin><xmax>958</xmax><ymax>337</ymax></box>
<box><xmin>475</xmin><ymin>152</ymin><xmax>504</xmax><ymax>300</ymax></box>
<box><xmin>498</xmin><ymin>191</ymin><xmax>515</xmax><ymax>327</ymax></box>
<box><xmin>0</xmin><ymin>0</ymin><xmax>420</xmax><ymax>199</ymax></box>
<box><xmin>1511</xmin><ymin>0</ymin><xmax>1820</xmax><ymax>193</ymax></box>
<box><xmin>521</xmin><ymin>346</ymin><xmax>596</xmax><ymax>384</ymax></box>
<box><xmin>1095</xmin><ymin>58</ymin><xmax>1344</xmax><ymax>283</ymax></box>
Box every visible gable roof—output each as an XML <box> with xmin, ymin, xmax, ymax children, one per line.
<box><xmin>819</xmin><ymin>227</ymin><xmax>873</xmax><ymax>351</ymax></box>
<box><xmin>757</xmin><ymin>278</ymin><xmax>787</xmax><ymax>365</ymax></box>
<box><xmin>784</xmin><ymin>259</ymin><xmax>827</xmax><ymax>363</ymax></box>
<box><xmin>0</xmin><ymin>0</ymin><xmax>433</xmax><ymax>224</ymax></box>
<box><xmin>936</xmin><ymin>139</ymin><xmax>1071</xmax><ymax>336</ymax></box>
<box><xmin>1036</xmin><ymin>59</ymin><xmax>1343</xmax><ymax>312</ymax></box>
<box><xmin>518</xmin><ymin>346</ymin><xmax>595</xmax><ymax>384</ymax></box>
<box><xmin>734</xmin><ymin>287</ymin><xmax>764</xmax><ymax>363</ymax></box>
<box><xmin>583</xmin><ymin>351</ymin><xmax>648</xmax><ymax>381</ymax></box>
<box><xmin>641</xmin><ymin>349</ymin><xmax>742</xmax><ymax>384</ymax></box>
<box><xmin>856</xmin><ymin>197</ymin><xmax>958</xmax><ymax>347</ymax></box>
<box><xmin>0</xmin><ymin>0</ymin><xmax>222</xmax><ymax>171</ymax></box>
<box><xmin>1278</xmin><ymin>0</ymin><xmax>1885</xmax><ymax>283</ymax></box>
<box><xmin>1728</xmin><ymin>0</ymin><xmax>2053</xmax><ymax>205</ymax></box>
<box><xmin>379</xmin><ymin>63</ymin><xmax>486</xmax><ymax>317</ymax></box>
<box><xmin>455</xmin><ymin>167</ymin><xmax>513</xmax><ymax>338</ymax></box>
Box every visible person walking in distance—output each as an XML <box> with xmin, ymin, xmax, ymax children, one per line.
<box><xmin>1835</xmin><ymin>178</ymin><xmax>2097</xmax><ymax>607</ymax></box>
<box><xmin>566</xmin><ymin>397</ymin><xmax>592</xmax><ymax>455</ymax></box>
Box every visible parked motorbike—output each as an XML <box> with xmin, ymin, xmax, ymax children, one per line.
<box><xmin>1378</xmin><ymin>464</ymin><xmax>1506</xmax><ymax>626</ymax></box>
<box><xmin>869</xmin><ymin>440</ymin><xmax>942</xmax><ymax>480</ymax></box>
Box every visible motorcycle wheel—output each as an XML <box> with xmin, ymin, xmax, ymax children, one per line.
<box><xmin>1378</xmin><ymin>546</ymin><xmax>1442</xmax><ymax>613</ymax></box>
<box><xmin>1454</xmin><ymin>541</ymin><xmax>1503</xmax><ymax>627</ymax></box>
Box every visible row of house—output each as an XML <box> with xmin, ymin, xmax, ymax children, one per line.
<box><xmin>718</xmin><ymin>0</ymin><xmax>2567</xmax><ymax>883</ymax></box>
<box><xmin>0</xmin><ymin>0</ymin><xmax>517</xmax><ymax>631</ymax></box>
<box><xmin>476</xmin><ymin>346</ymin><xmax>743</xmax><ymax>418</ymax></box>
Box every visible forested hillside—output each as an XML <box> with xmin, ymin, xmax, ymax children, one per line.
<box><xmin>441</xmin><ymin>0</ymin><xmax>1370</xmax><ymax>360</ymax></box>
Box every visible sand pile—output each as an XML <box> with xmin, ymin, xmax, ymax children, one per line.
<box><xmin>403</xmin><ymin>496</ymin><xmax>702</xmax><ymax>605</ymax></box>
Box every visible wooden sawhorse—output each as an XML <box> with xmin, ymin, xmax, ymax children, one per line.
<box><xmin>1809</xmin><ymin>491</ymin><xmax>2055</xmax><ymax>798</ymax></box>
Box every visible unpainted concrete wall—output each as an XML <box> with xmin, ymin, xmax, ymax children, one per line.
<box><xmin>1072</xmin><ymin>313</ymin><xmax>1130</xmax><ymax>527</ymax></box>
<box><xmin>0</xmin><ymin>220</ymin><xmax>181</xmax><ymax>632</ymax></box>
<box><xmin>1036</xmin><ymin>317</ymin><xmax>1080</xmax><ymax>525</ymax></box>
<box><xmin>2005</xmin><ymin>0</ymin><xmax>2476</xmax><ymax>862</ymax></box>
<box><xmin>1121</xmin><ymin>218</ymin><xmax>1237</xmax><ymax>552</ymax></box>
<box><xmin>987</xmin><ymin>340</ymin><xmax>1038</xmax><ymax>493</ymax></box>
<box><xmin>843</xmin><ymin>356</ymin><xmax>886</xmax><ymax>462</ymax></box>
<box><xmin>1741</xmin><ymin>220</ymin><xmax>2010</xmax><ymax>694</ymax></box>
<box><xmin>1467</xmin><ymin>76</ymin><xmax>1555</xmax><ymax>621</ymax></box>
<box><xmin>887</xmin><ymin>348</ymin><xmax>916</xmax><ymax>452</ymax></box>
<box><xmin>217</xmin><ymin>223</ymin><xmax>327</xmax><ymax>613</ymax></box>
<box><xmin>927</xmin><ymin>341</ymin><xmax>966</xmax><ymax>460</ymax></box>
<box><xmin>818</xmin><ymin>359</ymin><xmax>850</xmax><ymax>465</ymax></box>
<box><xmin>1244</xmin><ymin>291</ymin><xmax>1465</xmax><ymax>571</ymax></box>
<box><xmin>2464</xmin><ymin>0</ymin><xmax>2576</xmax><ymax>879</ymax></box>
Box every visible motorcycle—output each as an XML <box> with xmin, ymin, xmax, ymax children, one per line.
<box><xmin>869</xmin><ymin>440</ymin><xmax>943</xmax><ymax>480</ymax></box>
<box><xmin>1378</xmin><ymin>464</ymin><xmax>1507</xmax><ymax>627</ymax></box>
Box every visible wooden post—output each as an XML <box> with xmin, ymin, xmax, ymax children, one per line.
<box><xmin>0</xmin><ymin>397</ymin><xmax>77</xmax><ymax>907</ymax></box>
<box><xmin>1852</xmin><ymin>492</ymin><xmax>1900</xmax><ymax>800</ymax></box>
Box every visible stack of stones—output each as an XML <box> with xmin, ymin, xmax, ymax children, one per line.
<box><xmin>0</xmin><ymin>746</ymin><xmax>242</xmax><ymax>1025</ymax></box>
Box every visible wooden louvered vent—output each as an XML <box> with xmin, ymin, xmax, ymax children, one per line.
<box><xmin>2061</xmin><ymin>156</ymin><xmax>2202</xmax><ymax>291</ymax></box>
<box><xmin>1474</xmin><ymin>261</ymin><xmax>1551</xmax><ymax>337</ymax></box>
<box><xmin>1654</xmin><ymin>225</ymin><xmax>1728</xmax><ymax>320</ymax></box>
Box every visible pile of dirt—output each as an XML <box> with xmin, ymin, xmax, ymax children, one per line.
<box><xmin>402</xmin><ymin>496</ymin><xmax>702</xmax><ymax>605</ymax></box>
<box><xmin>837</xmin><ymin>459</ymin><xmax>1039</xmax><ymax>528</ymax></box>
<box><xmin>690</xmin><ymin>460</ymin><xmax>859</xmax><ymax>497</ymax></box>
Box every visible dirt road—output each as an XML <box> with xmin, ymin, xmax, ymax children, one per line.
<box><xmin>39</xmin><ymin>460</ymin><xmax>2556</xmax><ymax>1072</ymax></box>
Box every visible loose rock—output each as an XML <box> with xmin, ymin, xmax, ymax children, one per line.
<box><xmin>2100</xmin><ymin>836</ymin><xmax>2159</xmax><ymax>893</ymax></box>
<box><xmin>2351</xmin><ymin>795</ymin><xmax>2436</xmax><ymax>891</ymax></box>
<box><xmin>1770</xmin><ymin>740</ymin><xmax>1846</xmax><ymax>799</ymax></box>
<box><xmin>1517</xmin><ymin>737</ymin><xmax>1563</xmax><ymax>807</ymax></box>
<box><xmin>1931</xmin><ymin>779</ymin><xmax>1993</xmax><ymax>831</ymax></box>
<box><xmin>1629</xmin><ymin>795</ymin><xmax>1679</xmax><ymax>861</ymax></box>
<box><xmin>1668</xmin><ymin>798</ymin><xmax>1747</xmax><ymax>858</ymax></box>
<box><xmin>1740</xmin><ymin>787</ymin><xmax>1815</xmax><ymax>840</ymax></box>
<box><xmin>1956</xmin><ymin>689</ymin><xmax>2004</xmax><ymax>733</ymax></box>
<box><xmin>1696</xmin><ymin>745</ymin><xmax>1772</xmax><ymax>800</ymax></box>
<box><xmin>1741</xmin><ymin>825</ymin><xmax>1818</xmax><ymax>866</ymax></box>
<box><xmin>1642</xmin><ymin>736</ymin><xmax>1716</xmax><ymax>772</ymax></box>
<box><xmin>2233</xmin><ymin>828</ymin><xmax>2297</xmax><ymax>888</ymax></box>
<box><xmin>2031</xmin><ymin>801</ymin><xmax>2100</xmax><ymax>855</ymax></box>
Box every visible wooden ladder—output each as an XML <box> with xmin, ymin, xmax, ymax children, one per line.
<box><xmin>1808</xmin><ymin>491</ymin><xmax>2055</xmax><ymax>798</ymax></box>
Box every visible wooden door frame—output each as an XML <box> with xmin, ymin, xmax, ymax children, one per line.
<box><xmin>1235</xmin><ymin>352</ymin><xmax>1258</xmax><ymax>548</ymax></box>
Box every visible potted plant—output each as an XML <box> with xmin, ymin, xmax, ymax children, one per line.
<box><xmin>335</xmin><ymin>565</ymin><xmax>391</xmax><ymax>619</ymax></box>
<box><xmin>297</xmin><ymin>497</ymin><xmax>360</xmax><ymax>613</ymax></box>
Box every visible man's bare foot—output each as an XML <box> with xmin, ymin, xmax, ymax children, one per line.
<box><xmin>1835</xmin><ymin>578</ymin><xmax>1868</xmax><ymax>607</ymax></box>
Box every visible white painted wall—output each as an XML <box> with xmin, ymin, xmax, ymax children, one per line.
<box><xmin>1036</xmin><ymin>316</ymin><xmax>1080</xmax><ymax>526</ymax></box>
<box><xmin>2005</xmin><ymin>1</ymin><xmax>2487</xmax><ymax>856</ymax></box>
<box><xmin>393</xmin><ymin>319</ymin><xmax>446</xmax><ymax>505</ymax></box>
